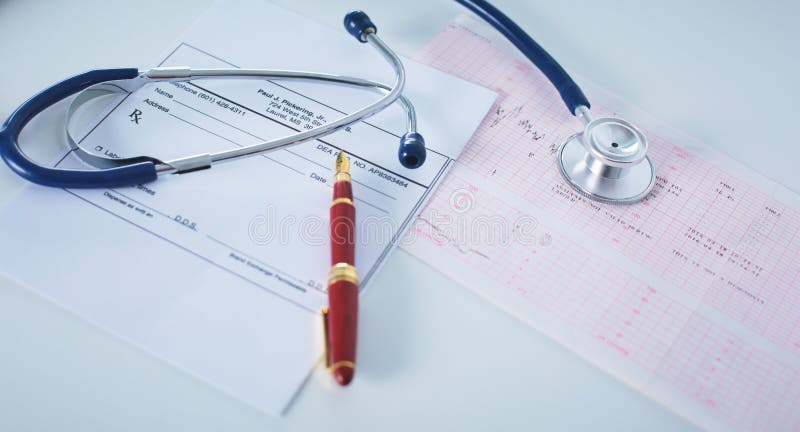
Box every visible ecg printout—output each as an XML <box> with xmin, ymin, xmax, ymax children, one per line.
<box><xmin>402</xmin><ymin>17</ymin><xmax>800</xmax><ymax>431</ymax></box>
<box><xmin>0</xmin><ymin>2</ymin><xmax>495</xmax><ymax>415</ymax></box>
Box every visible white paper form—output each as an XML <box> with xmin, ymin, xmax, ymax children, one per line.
<box><xmin>402</xmin><ymin>16</ymin><xmax>800</xmax><ymax>431</ymax></box>
<box><xmin>0</xmin><ymin>1</ymin><xmax>496</xmax><ymax>416</ymax></box>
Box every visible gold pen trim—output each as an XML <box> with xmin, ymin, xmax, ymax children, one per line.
<box><xmin>330</xmin><ymin>197</ymin><xmax>354</xmax><ymax>207</ymax></box>
<box><xmin>330</xmin><ymin>360</ymin><xmax>356</xmax><ymax>371</ymax></box>
<box><xmin>334</xmin><ymin>172</ymin><xmax>351</xmax><ymax>183</ymax></box>
<box><xmin>321</xmin><ymin>307</ymin><xmax>331</xmax><ymax>368</ymax></box>
<box><xmin>328</xmin><ymin>262</ymin><xmax>359</xmax><ymax>286</ymax></box>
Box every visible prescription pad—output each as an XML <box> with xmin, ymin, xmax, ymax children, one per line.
<box><xmin>0</xmin><ymin>1</ymin><xmax>496</xmax><ymax>415</ymax></box>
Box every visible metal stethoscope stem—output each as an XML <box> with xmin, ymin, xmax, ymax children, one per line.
<box><xmin>118</xmin><ymin>32</ymin><xmax>415</xmax><ymax>175</ymax></box>
<box><xmin>162</xmin><ymin>33</ymin><xmax>413</xmax><ymax>172</ymax></box>
<box><xmin>66</xmin><ymin>25</ymin><xmax>424</xmax><ymax>176</ymax></box>
<box><xmin>0</xmin><ymin>11</ymin><xmax>427</xmax><ymax>189</ymax></box>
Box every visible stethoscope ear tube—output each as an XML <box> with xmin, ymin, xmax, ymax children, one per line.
<box><xmin>0</xmin><ymin>11</ymin><xmax>427</xmax><ymax>188</ymax></box>
<box><xmin>344</xmin><ymin>11</ymin><xmax>427</xmax><ymax>169</ymax></box>
<box><xmin>0</xmin><ymin>68</ymin><xmax>159</xmax><ymax>188</ymax></box>
<box><xmin>455</xmin><ymin>0</ymin><xmax>591</xmax><ymax>114</ymax></box>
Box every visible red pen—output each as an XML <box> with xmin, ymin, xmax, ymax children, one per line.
<box><xmin>322</xmin><ymin>150</ymin><xmax>358</xmax><ymax>386</ymax></box>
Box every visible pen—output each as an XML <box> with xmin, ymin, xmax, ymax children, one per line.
<box><xmin>323</xmin><ymin>150</ymin><xmax>358</xmax><ymax>386</ymax></box>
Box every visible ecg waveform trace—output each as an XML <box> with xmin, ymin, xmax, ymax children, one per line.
<box><xmin>405</xmin><ymin>21</ymin><xmax>800</xmax><ymax>431</ymax></box>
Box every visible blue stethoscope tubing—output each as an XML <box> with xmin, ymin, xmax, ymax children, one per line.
<box><xmin>455</xmin><ymin>0</ymin><xmax>591</xmax><ymax>115</ymax></box>
<box><xmin>457</xmin><ymin>0</ymin><xmax>655</xmax><ymax>204</ymax></box>
<box><xmin>0</xmin><ymin>68</ymin><xmax>158</xmax><ymax>188</ymax></box>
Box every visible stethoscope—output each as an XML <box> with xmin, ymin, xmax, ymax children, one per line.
<box><xmin>0</xmin><ymin>11</ymin><xmax>425</xmax><ymax>189</ymax></box>
<box><xmin>458</xmin><ymin>0</ymin><xmax>655</xmax><ymax>203</ymax></box>
<box><xmin>0</xmin><ymin>1</ymin><xmax>655</xmax><ymax>204</ymax></box>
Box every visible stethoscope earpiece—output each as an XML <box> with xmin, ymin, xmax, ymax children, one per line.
<box><xmin>398</xmin><ymin>132</ymin><xmax>426</xmax><ymax>169</ymax></box>
<box><xmin>343</xmin><ymin>11</ymin><xmax>377</xmax><ymax>43</ymax></box>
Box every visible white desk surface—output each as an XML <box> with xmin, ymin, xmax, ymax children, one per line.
<box><xmin>0</xmin><ymin>1</ymin><xmax>797</xmax><ymax>430</ymax></box>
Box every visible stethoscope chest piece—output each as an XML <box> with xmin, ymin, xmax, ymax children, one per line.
<box><xmin>556</xmin><ymin>116</ymin><xmax>655</xmax><ymax>204</ymax></box>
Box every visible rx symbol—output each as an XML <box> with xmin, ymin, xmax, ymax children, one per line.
<box><xmin>129</xmin><ymin>109</ymin><xmax>142</xmax><ymax>124</ymax></box>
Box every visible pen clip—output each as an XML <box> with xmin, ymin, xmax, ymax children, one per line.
<box><xmin>321</xmin><ymin>307</ymin><xmax>331</xmax><ymax>369</ymax></box>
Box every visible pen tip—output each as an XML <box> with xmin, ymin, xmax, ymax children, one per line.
<box><xmin>335</xmin><ymin>150</ymin><xmax>350</xmax><ymax>174</ymax></box>
<box><xmin>333</xmin><ymin>366</ymin><xmax>354</xmax><ymax>386</ymax></box>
